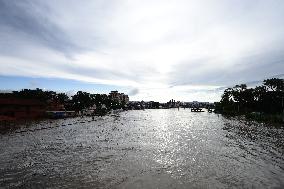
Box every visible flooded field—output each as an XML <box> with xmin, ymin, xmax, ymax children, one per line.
<box><xmin>0</xmin><ymin>109</ymin><xmax>283</xmax><ymax>188</ymax></box>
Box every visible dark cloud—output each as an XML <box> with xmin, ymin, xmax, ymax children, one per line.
<box><xmin>167</xmin><ymin>58</ymin><xmax>228</xmax><ymax>86</ymax></box>
<box><xmin>168</xmin><ymin>44</ymin><xmax>284</xmax><ymax>88</ymax></box>
<box><xmin>128</xmin><ymin>88</ymin><xmax>139</xmax><ymax>96</ymax></box>
<box><xmin>0</xmin><ymin>0</ymin><xmax>284</xmax><ymax>101</ymax></box>
<box><xmin>0</xmin><ymin>0</ymin><xmax>80</xmax><ymax>56</ymax></box>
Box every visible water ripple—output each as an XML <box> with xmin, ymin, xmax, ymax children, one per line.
<box><xmin>0</xmin><ymin>109</ymin><xmax>283</xmax><ymax>188</ymax></box>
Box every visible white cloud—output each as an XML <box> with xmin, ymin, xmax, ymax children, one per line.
<box><xmin>0</xmin><ymin>0</ymin><xmax>284</xmax><ymax>101</ymax></box>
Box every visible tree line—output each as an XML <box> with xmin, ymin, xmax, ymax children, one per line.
<box><xmin>215</xmin><ymin>78</ymin><xmax>284</xmax><ymax>118</ymax></box>
<box><xmin>0</xmin><ymin>88</ymin><xmax>127</xmax><ymax>111</ymax></box>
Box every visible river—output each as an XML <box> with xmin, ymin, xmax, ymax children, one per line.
<box><xmin>0</xmin><ymin>109</ymin><xmax>283</xmax><ymax>188</ymax></box>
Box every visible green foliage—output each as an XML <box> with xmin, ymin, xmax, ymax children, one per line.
<box><xmin>0</xmin><ymin>88</ymin><xmax>67</xmax><ymax>103</ymax></box>
<box><xmin>72</xmin><ymin>91</ymin><xmax>92</xmax><ymax>111</ymax></box>
<box><xmin>0</xmin><ymin>88</ymin><xmax>127</xmax><ymax>112</ymax></box>
<box><xmin>263</xmin><ymin>78</ymin><xmax>284</xmax><ymax>91</ymax></box>
<box><xmin>216</xmin><ymin>78</ymin><xmax>284</xmax><ymax>122</ymax></box>
<box><xmin>57</xmin><ymin>93</ymin><xmax>69</xmax><ymax>104</ymax></box>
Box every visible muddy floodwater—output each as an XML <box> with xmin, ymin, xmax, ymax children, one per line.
<box><xmin>0</xmin><ymin>109</ymin><xmax>283</xmax><ymax>188</ymax></box>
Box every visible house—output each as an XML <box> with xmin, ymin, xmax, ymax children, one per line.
<box><xmin>0</xmin><ymin>98</ymin><xmax>46</xmax><ymax>120</ymax></box>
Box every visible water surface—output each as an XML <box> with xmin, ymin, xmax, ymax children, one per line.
<box><xmin>0</xmin><ymin>109</ymin><xmax>283</xmax><ymax>188</ymax></box>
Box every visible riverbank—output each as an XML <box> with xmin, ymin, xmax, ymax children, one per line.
<box><xmin>0</xmin><ymin>109</ymin><xmax>126</xmax><ymax>134</ymax></box>
<box><xmin>245</xmin><ymin>112</ymin><xmax>284</xmax><ymax>123</ymax></box>
<box><xmin>215</xmin><ymin>109</ymin><xmax>284</xmax><ymax>124</ymax></box>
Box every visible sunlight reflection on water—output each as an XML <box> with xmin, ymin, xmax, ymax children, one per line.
<box><xmin>0</xmin><ymin>109</ymin><xmax>283</xmax><ymax>188</ymax></box>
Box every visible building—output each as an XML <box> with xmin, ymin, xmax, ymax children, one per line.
<box><xmin>0</xmin><ymin>98</ymin><xmax>46</xmax><ymax>120</ymax></box>
<box><xmin>143</xmin><ymin>101</ymin><xmax>160</xmax><ymax>109</ymax></box>
<box><xmin>46</xmin><ymin>99</ymin><xmax>65</xmax><ymax>111</ymax></box>
<box><xmin>109</xmin><ymin>91</ymin><xmax>120</xmax><ymax>102</ymax></box>
<box><xmin>109</xmin><ymin>91</ymin><xmax>129</xmax><ymax>104</ymax></box>
<box><xmin>120</xmin><ymin>93</ymin><xmax>129</xmax><ymax>104</ymax></box>
<box><xmin>167</xmin><ymin>99</ymin><xmax>181</xmax><ymax>108</ymax></box>
<box><xmin>187</xmin><ymin>101</ymin><xmax>211</xmax><ymax>108</ymax></box>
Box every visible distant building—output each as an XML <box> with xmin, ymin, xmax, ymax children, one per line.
<box><xmin>109</xmin><ymin>91</ymin><xmax>120</xmax><ymax>101</ymax></box>
<box><xmin>0</xmin><ymin>98</ymin><xmax>45</xmax><ymax>120</ymax></box>
<box><xmin>46</xmin><ymin>99</ymin><xmax>65</xmax><ymax>111</ymax></box>
<box><xmin>167</xmin><ymin>99</ymin><xmax>181</xmax><ymax>108</ymax></box>
<box><xmin>109</xmin><ymin>91</ymin><xmax>129</xmax><ymax>104</ymax></box>
<box><xmin>142</xmin><ymin>101</ymin><xmax>160</xmax><ymax>109</ymax></box>
<box><xmin>187</xmin><ymin>101</ymin><xmax>212</xmax><ymax>108</ymax></box>
<box><xmin>120</xmin><ymin>93</ymin><xmax>129</xmax><ymax>104</ymax></box>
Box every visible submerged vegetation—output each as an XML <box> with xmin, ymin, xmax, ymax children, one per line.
<box><xmin>215</xmin><ymin>78</ymin><xmax>284</xmax><ymax>123</ymax></box>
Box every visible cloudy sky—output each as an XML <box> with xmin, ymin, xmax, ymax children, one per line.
<box><xmin>0</xmin><ymin>0</ymin><xmax>284</xmax><ymax>102</ymax></box>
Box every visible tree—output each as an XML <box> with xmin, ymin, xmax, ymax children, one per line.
<box><xmin>221</xmin><ymin>88</ymin><xmax>233</xmax><ymax>103</ymax></box>
<box><xmin>263</xmin><ymin>78</ymin><xmax>284</xmax><ymax>91</ymax></box>
<box><xmin>72</xmin><ymin>91</ymin><xmax>92</xmax><ymax>111</ymax></box>
<box><xmin>218</xmin><ymin>78</ymin><xmax>284</xmax><ymax>115</ymax></box>
<box><xmin>56</xmin><ymin>93</ymin><xmax>70</xmax><ymax>104</ymax></box>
